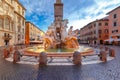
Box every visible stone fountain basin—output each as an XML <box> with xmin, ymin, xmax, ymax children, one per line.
<box><xmin>23</xmin><ymin>46</ymin><xmax>95</xmax><ymax>56</ymax></box>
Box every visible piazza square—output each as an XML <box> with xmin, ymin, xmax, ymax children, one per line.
<box><xmin>0</xmin><ymin>0</ymin><xmax>120</xmax><ymax>80</ymax></box>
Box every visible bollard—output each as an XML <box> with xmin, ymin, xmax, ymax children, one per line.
<box><xmin>109</xmin><ymin>48</ymin><xmax>115</xmax><ymax>57</ymax></box>
<box><xmin>105</xmin><ymin>46</ymin><xmax>109</xmax><ymax>54</ymax></box>
<box><xmin>39</xmin><ymin>52</ymin><xmax>47</xmax><ymax>67</ymax></box>
<box><xmin>13</xmin><ymin>50</ymin><xmax>21</xmax><ymax>63</ymax></box>
<box><xmin>99</xmin><ymin>50</ymin><xmax>107</xmax><ymax>62</ymax></box>
<box><xmin>73</xmin><ymin>51</ymin><xmax>81</xmax><ymax>65</ymax></box>
<box><xmin>100</xmin><ymin>45</ymin><xmax>103</xmax><ymax>50</ymax></box>
<box><xmin>105</xmin><ymin>46</ymin><xmax>108</xmax><ymax>51</ymax></box>
<box><xmin>9</xmin><ymin>46</ymin><xmax>13</xmax><ymax>52</ymax></box>
<box><xmin>3</xmin><ymin>49</ymin><xmax>10</xmax><ymax>58</ymax></box>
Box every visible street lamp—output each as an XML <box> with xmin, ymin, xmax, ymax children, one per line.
<box><xmin>3</xmin><ymin>33</ymin><xmax>12</xmax><ymax>46</ymax></box>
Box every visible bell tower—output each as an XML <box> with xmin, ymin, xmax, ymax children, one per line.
<box><xmin>54</xmin><ymin>0</ymin><xmax>63</xmax><ymax>22</ymax></box>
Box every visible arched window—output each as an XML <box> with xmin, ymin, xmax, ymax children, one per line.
<box><xmin>5</xmin><ymin>17</ymin><xmax>10</xmax><ymax>30</ymax></box>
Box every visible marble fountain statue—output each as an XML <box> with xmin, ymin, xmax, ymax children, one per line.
<box><xmin>43</xmin><ymin>19</ymin><xmax>79</xmax><ymax>49</ymax></box>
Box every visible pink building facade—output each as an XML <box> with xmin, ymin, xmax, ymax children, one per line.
<box><xmin>80</xmin><ymin>6</ymin><xmax>120</xmax><ymax>45</ymax></box>
<box><xmin>107</xmin><ymin>6</ymin><xmax>120</xmax><ymax>45</ymax></box>
<box><xmin>80</xmin><ymin>18</ymin><xmax>109</xmax><ymax>45</ymax></box>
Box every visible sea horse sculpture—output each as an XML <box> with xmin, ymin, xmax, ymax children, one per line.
<box><xmin>43</xmin><ymin>29</ymin><xmax>55</xmax><ymax>49</ymax></box>
<box><xmin>65</xmin><ymin>26</ymin><xmax>79</xmax><ymax>48</ymax></box>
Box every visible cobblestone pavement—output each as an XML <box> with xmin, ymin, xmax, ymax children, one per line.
<box><xmin>0</xmin><ymin>46</ymin><xmax>120</xmax><ymax>80</ymax></box>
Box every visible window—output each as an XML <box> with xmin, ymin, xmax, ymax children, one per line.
<box><xmin>94</xmin><ymin>31</ymin><xmax>96</xmax><ymax>34</ymax></box>
<box><xmin>22</xmin><ymin>10</ymin><xmax>24</xmax><ymax>16</ymax></box>
<box><xmin>17</xmin><ymin>16</ymin><xmax>20</xmax><ymax>23</ymax></box>
<box><xmin>22</xmin><ymin>20</ymin><xmax>24</xmax><ymax>26</ymax></box>
<box><xmin>22</xmin><ymin>28</ymin><xmax>24</xmax><ymax>33</ymax></box>
<box><xmin>113</xmin><ymin>22</ymin><xmax>117</xmax><ymax>26</ymax></box>
<box><xmin>99</xmin><ymin>23</ymin><xmax>102</xmax><ymax>26</ymax></box>
<box><xmin>105</xmin><ymin>23</ymin><xmax>108</xmax><ymax>26</ymax></box>
<box><xmin>99</xmin><ymin>35</ymin><xmax>101</xmax><ymax>38</ymax></box>
<box><xmin>22</xmin><ymin>35</ymin><xmax>24</xmax><ymax>39</ymax></box>
<box><xmin>17</xmin><ymin>6</ymin><xmax>20</xmax><ymax>13</ymax></box>
<box><xmin>18</xmin><ymin>34</ymin><xmax>20</xmax><ymax>41</ymax></box>
<box><xmin>5</xmin><ymin>17</ymin><xmax>10</xmax><ymax>30</ymax></box>
<box><xmin>104</xmin><ymin>29</ymin><xmax>108</xmax><ymax>33</ymax></box>
<box><xmin>18</xmin><ymin>26</ymin><xmax>21</xmax><ymax>32</ymax></box>
<box><xmin>0</xmin><ymin>18</ymin><xmax>3</xmax><ymax>29</ymax></box>
<box><xmin>113</xmin><ymin>14</ymin><xmax>117</xmax><ymax>18</ymax></box>
<box><xmin>99</xmin><ymin>30</ymin><xmax>102</xmax><ymax>34</ymax></box>
<box><xmin>90</xmin><ymin>25</ymin><xmax>92</xmax><ymax>28</ymax></box>
<box><xmin>0</xmin><ymin>0</ymin><xmax>2</xmax><ymax>7</ymax></box>
<box><xmin>105</xmin><ymin>35</ymin><xmax>108</xmax><ymax>38</ymax></box>
<box><xmin>118</xmin><ymin>36</ymin><xmax>120</xmax><ymax>39</ymax></box>
<box><xmin>112</xmin><ymin>30</ymin><xmax>118</xmax><ymax>33</ymax></box>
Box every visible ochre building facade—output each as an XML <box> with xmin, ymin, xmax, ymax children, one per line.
<box><xmin>107</xmin><ymin>6</ymin><xmax>120</xmax><ymax>45</ymax></box>
<box><xmin>0</xmin><ymin>0</ymin><xmax>26</xmax><ymax>46</ymax></box>
<box><xmin>25</xmin><ymin>22</ymin><xmax>45</xmax><ymax>44</ymax></box>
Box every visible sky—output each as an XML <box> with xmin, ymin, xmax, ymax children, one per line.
<box><xmin>19</xmin><ymin>0</ymin><xmax>120</xmax><ymax>32</ymax></box>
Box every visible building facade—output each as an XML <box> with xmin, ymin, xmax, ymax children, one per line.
<box><xmin>80</xmin><ymin>18</ymin><xmax>109</xmax><ymax>45</ymax></box>
<box><xmin>107</xmin><ymin>6</ymin><xmax>120</xmax><ymax>45</ymax></box>
<box><xmin>0</xmin><ymin>0</ymin><xmax>26</xmax><ymax>46</ymax></box>
<box><xmin>25</xmin><ymin>22</ymin><xmax>45</xmax><ymax>44</ymax></box>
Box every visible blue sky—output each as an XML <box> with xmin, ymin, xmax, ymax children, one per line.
<box><xmin>19</xmin><ymin>0</ymin><xmax>120</xmax><ymax>32</ymax></box>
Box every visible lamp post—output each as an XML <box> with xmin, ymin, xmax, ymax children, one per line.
<box><xmin>3</xmin><ymin>33</ymin><xmax>12</xmax><ymax>46</ymax></box>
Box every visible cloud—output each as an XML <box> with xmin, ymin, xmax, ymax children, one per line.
<box><xmin>66</xmin><ymin>0</ymin><xmax>120</xmax><ymax>30</ymax></box>
<box><xmin>19</xmin><ymin>0</ymin><xmax>120</xmax><ymax>31</ymax></box>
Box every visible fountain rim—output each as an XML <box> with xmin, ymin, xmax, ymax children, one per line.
<box><xmin>23</xmin><ymin>47</ymin><xmax>95</xmax><ymax>55</ymax></box>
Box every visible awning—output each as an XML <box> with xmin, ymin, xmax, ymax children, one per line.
<box><xmin>30</xmin><ymin>41</ymin><xmax>43</xmax><ymax>44</ymax></box>
<box><xmin>104</xmin><ymin>38</ymin><xmax>120</xmax><ymax>42</ymax></box>
<box><xmin>104</xmin><ymin>38</ymin><xmax>114</xmax><ymax>42</ymax></box>
<box><xmin>114</xmin><ymin>39</ymin><xmax>120</xmax><ymax>41</ymax></box>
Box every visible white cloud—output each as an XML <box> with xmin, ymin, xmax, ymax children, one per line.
<box><xmin>66</xmin><ymin>0</ymin><xmax>120</xmax><ymax>30</ymax></box>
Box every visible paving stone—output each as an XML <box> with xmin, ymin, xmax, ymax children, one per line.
<box><xmin>0</xmin><ymin>46</ymin><xmax>120</xmax><ymax>80</ymax></box>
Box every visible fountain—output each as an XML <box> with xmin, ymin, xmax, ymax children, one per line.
<box><xmin>4</xmin><ymin>0</ymin><xmax>115</xmax><ymax>66</ymax></box>
<box><xmin>25</xmin><ymin>0</ymin><xmax>94</xmax><ymax>54</ymax></box>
